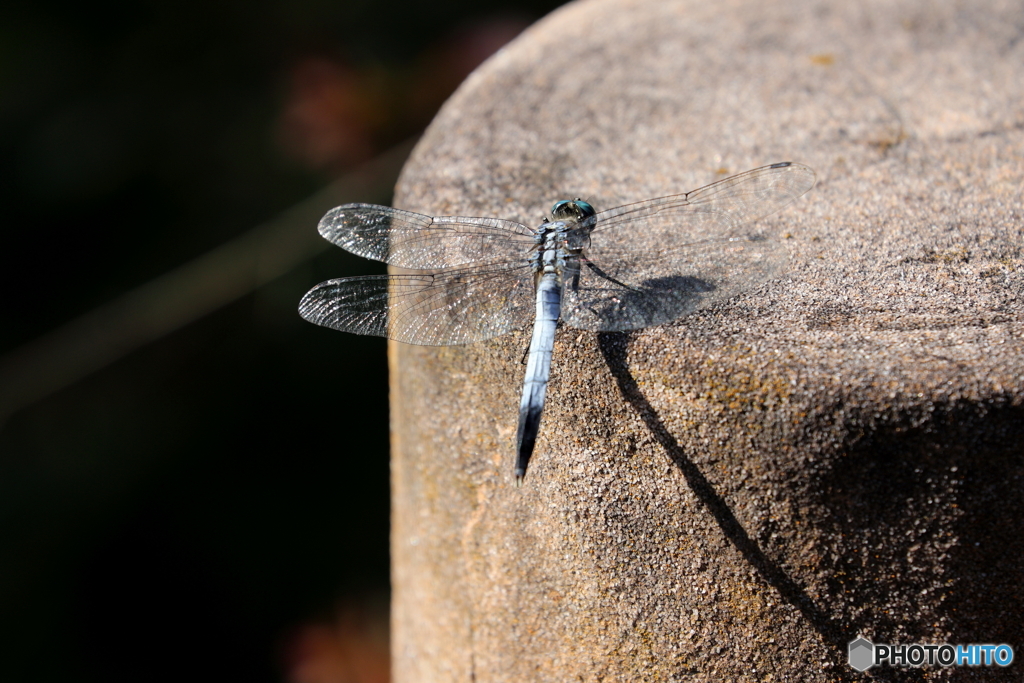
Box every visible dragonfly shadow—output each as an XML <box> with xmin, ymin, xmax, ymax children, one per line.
<box><xmin>596</xmin><ymin>332</ymin><xmax>870</xmax><ymax>673</ymax></box>
<box><xmin>578</xmin><ymin>269</ymin><xmax>718</xmax><ymax>331</ymax></box>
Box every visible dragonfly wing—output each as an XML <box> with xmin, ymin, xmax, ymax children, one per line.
<box><xmin>561</xmin><ymin>238</ymin><xmax>788</xmax><ymax>331</ymax></box>
<box><xmin>587</xmin><ymin>162</ymin><xmax>815</xmax><ymax>246</ymax></box>
<box><xmin>299</xmin><ymin>262</ymin><xmax>536</xmax><ymax>346</ymax></box>
<box><xmin>561</xmin><ymin>162</ymin><xmax>810</xmax><ymax>331</ymax></box>
<box><xmin>318</xmin><ymin>204</ymin><xmax>536</xmax><ymax>269</ymax></box>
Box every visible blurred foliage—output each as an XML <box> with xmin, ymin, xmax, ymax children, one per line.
<box><xmin>0</xmin><ymin>1</ymin><xmax>562</xmax><ymax>681</ymax></box>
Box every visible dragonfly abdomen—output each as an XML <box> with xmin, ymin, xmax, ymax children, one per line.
<box><xmin>515</xmin><ymin>256</ymin><xmax>562</xmax><ymax>482</ymax></box>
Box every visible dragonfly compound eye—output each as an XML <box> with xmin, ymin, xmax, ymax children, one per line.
<box><xmin>551</xmin><ymin>199</ymin><xmax>596</xmax><ymax>221</ymax></box>
<box><xmin>572</xmin><ymin>200</ymin><xmax>595</xmax><ymax>219</ymax></box>
<box><xmin>550</xmin><ymin>200</ymin><xmax>571</xmax><ymax>219</ymax></box>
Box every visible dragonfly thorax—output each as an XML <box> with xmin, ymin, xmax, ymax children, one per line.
<box><xmin>545</xmin><ymin>199</ymin><xmax>595</xmax><ymax>254</ymax></box>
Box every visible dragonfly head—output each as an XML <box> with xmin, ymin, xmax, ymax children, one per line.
<box><xmin>550</xmin><ymin>198</ymin><xmax>595</xmax><ymax>222</ymax></box>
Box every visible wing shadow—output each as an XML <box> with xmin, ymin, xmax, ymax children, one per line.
<box><xmin>570</xmin><ymin>268</ymin><xmax>719</xmax><ymax>332</ymax></box>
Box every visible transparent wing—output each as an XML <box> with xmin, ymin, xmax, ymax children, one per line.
<box><xmin>299</xmin><ymin>262</ymin><xmax>536</xmax><ymax>346</ymax></box>
<box><xmin>585</xmin><ymin>162</ymin><xmax>815</xmax><ymax>245</ymax></box>
<box><xmin>318</xmin><ymin>204</ymin><xmax>536</xmax><ymax>269</ymax></box>
<box><xmin>559</xmin><ymin>162</ymin><xmax>812</xmax><ymax>331</ymax></box>
<box><xmin>562</xmin><ymin>237</ymin><xmax>788</xmax><ymax>331</ymax></box>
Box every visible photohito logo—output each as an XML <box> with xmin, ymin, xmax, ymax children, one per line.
<box><xmin>848</xmin><ymin>637</ymin><xmax>1014</xmax><ymax>671</ymax></box>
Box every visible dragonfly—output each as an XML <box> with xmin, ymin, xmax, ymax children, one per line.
<box><xmin>299</xmin><ymin>161</ymin><xmax>815</xmax><ymax>482</ymax></box>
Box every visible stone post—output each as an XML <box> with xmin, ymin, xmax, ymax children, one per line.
<box><xmin>390</xmin><ymin>0</ymin><xmax>1024</xmax><ymax>679</ymax></box>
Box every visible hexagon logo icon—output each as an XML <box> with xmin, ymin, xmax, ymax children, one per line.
<box><xmin>848</xmin><ymin>637</ymin><xmax>875</xmax><ymax>671</ymax></box>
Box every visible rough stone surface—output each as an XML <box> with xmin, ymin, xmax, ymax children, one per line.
<box><xmin>388</xmin><ymin>0</ymin><xmax>1024</xmax><ymax>680</ymax></box>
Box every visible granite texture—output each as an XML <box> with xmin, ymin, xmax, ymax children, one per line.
<box><xmin>388</xmin><ymin>0</ymin><xmax>1024</xmax><ymax>680</ymax></box>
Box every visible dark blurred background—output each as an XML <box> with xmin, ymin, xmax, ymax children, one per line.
<box><xmin>0</xmin><ymin>1</ymin><xmax>563</xmax><ymax>681</ymax></box>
